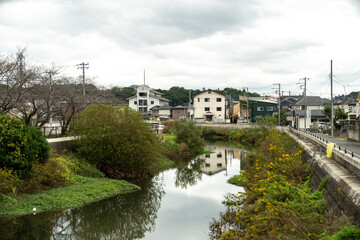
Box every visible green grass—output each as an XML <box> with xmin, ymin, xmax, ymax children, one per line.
<box><xmin>163</xmin><ymin>134</ymin><xmax>176</xmax><ymax>142</ymax></box>
<box><xmin>0</xmin><ymin>175</ymin><xmax>140</xmax><ymax>216</ymax></box>
<box><xmin>227</xmin><ymin>174</ymin><xmax>241</xmax><ymax>186</ymax></box>
<box><xmin>150</xmin><ymin>157</ymin><xmax>175</xmax><ymax>174</ymax></box>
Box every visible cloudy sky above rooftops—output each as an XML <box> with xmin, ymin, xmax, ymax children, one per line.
<box><xmin>1</xmin><ymin>0</ymin><xmax>360</xmax><ymax>98</ymax></box>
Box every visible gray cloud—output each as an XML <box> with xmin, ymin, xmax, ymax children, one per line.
<box><xmin>102</xmin><ymin>0</ymin><xmax>259</xmax><ymax>46</ymax></box>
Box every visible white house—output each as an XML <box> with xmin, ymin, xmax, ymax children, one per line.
<box><xmin>127</xmin><ymin>85</ymin><xmax>170</xmax><ymax>114</ymax></box>
<box><xmin>193</xmin><ymin>90</ymin><xmax>226</xmax><ymax>123</ymax></box>
<box><xmin>150</xmin><ymin>105</ymin><xmax>172</xmax><ymax>120</ymax></box>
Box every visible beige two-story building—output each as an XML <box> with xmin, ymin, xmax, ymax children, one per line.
<box><xmin>193</xmin><ymin>90</ymin><xmax>226</xmax><ymax>123</ymax></box>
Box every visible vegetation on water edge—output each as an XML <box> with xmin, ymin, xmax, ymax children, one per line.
<box><xmin>71</xmin><ymin>105</ymin><xmax>163</xmax><ymax>179</ymax></box>
<box><xmin>0</xmin><ymin>175</ymin><xmax>139</xmax><ymax>216</ymax></box>
<box><xmin>211</xmin><ymin>127</ymin><xmax>360</xmax><ymax>240</ymax></box>
<box><xmin>227</xmin><ymin>175</ymin><xmax>241</xmax><ymax>186</ymax></box>
<box><xmin>0</xmin><ymin>152</ymin><xmax>140</xmax><ymax>216</ymax></box>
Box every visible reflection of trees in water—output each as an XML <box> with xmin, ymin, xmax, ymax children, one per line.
<box><xmin>0</xmin><ymin>175</ymin><xmax>164</xmax><ymax>240</ymax></box>
<box><xmin>51</xmin><ymin>175</ymin><xmax>165</xmax><ymax>240</ymax></box>
<box><xmin>0</xmin><ymin>211</ymin><xmax>58</xmax><ymax>240</ymax></box>
<box><xmin>175</xmin><ymin>157</ymin><xmax>205</xmax><ymax>189</ymax></box>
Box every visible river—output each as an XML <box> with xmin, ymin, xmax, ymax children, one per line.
<box><xmin>0</xmin><ymin>143</ymin><xmax>245</xmax><ymax>240</ymax></box>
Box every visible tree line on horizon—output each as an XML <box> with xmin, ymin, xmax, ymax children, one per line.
<box><xmin>111</xmin><ymin>86</ymin><xmax>261</xmax><ymax>107</ymax></box>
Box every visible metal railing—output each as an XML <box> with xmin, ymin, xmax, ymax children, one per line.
<box><xmin>296</xmin><ymin>128</ymin><xmax>360</xmax><ymax>159</ymax></box>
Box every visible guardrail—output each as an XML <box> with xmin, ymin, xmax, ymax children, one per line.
<box><xmin>298</xmin><ymin>129</ymin><xmax>360</xmax><ymax>159</ymax></box>
<box><xmin>288</xmin><ymin>127</ymin><xmax>360</xmax><ymax>179</ymax></box>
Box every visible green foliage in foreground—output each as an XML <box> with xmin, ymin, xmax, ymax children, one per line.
<box><xmin>227</xmin><ymin>175</ymin><xmax>241</xmax><ymax>186</ymax></box>
<box><xmin>0</xmin><ymin>114</ymin><xmax>50</xmax><ymax>177</ymax></box>
<box><xmin>211</xmin><ymin>128</ymin><xmax>359</xmax><ymax>240</ymax></box>
<box><xmin>71</xmin><ymin>105</ymin><xmax>161</xmax><ymax>178</ymax></box>
<box><xmin>320</xmin><ymin>224</ymin><xmax>360</xmax><ymax>240</ymax></box>
<box><xmin>0</xmin><ymin>175</ymin><xmax>140</xmax><ymax>216</ymax></box>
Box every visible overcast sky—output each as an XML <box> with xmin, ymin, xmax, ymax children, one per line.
<box><xmin>1</xmin><ymin>0</ymin><xmax>360</xmax><ymax>98</ymax></box>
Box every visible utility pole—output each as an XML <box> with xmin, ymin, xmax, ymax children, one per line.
<box><xmin>331</xmin><ymin>60</ymin><xmax>334</xmax><ymax>137</ymax></box>
<box><xmin>76</xmin><ymin>62</ymin><xmax>89</xmax><ymax>96</ymax></box>
<box><xmin>273</xmin><ymin>83</ymin><xmax>281</xmax><ymax>126</ymax></box>
<box><xmin>188</xmin><ymin>89</ymin><xmax>191</xmax><ymax>120</ymax></box>
<box><xmin>243</xmin><ymin>87</ymin><xmax>249</xmax><ymax>123</ymax></box>
<box><xmin>298</xmin><ymin>77</ymin><xmax>310</xmax><ymax>130</ymax></box>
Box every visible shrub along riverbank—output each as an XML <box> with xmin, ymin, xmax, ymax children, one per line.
<box><xmin>206</xmin><ymin>126</ymin><xmax>360</xmax><ymax>240</ymax></box>
<box><xmin>0</xmin><ymin>153</ymin><xmax>140</xmax><ymax>216</ymax></box>
<box><xmin>1</xmin><ymin>109</ymin><xmax>204</xmax><ymax>216</ymax></box>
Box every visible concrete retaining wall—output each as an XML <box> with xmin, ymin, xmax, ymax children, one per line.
<box><xmin>47</xmin><ymin>137</ymin><xmax>75</xmax><ymax>154</ymax></box>
<box><xmin>348</xmin><ymin>127</ymin><xmax>360</xmax><ymax>141</ymax></box>
<box><xmin>286</xmin><ymin>128</ymin><xmax>360</xmax><ymax>226</ymax></box>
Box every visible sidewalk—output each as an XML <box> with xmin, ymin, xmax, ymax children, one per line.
<box><xmin>311</xmin><ymin>132</ymin><xmax>360</xmax><ymax>157</ymax></box>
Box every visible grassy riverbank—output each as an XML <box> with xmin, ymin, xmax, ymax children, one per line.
<box><xmin>0</xmin><ymin>175</ymin><xmax>139</xmax><ymax>216</ymax></box>
<box><xmin>208</xmin><ymin>127</ymin><xmax>360</xmax><ymax>240</ymax></box>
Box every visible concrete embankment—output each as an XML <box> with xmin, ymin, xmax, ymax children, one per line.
<box><xmin>47</xmin><ymin>137</ymin><xmax>75</xmax><ymax>153</ymax></box>
<box><xmin>285</xmin><ymin>128</ymin><xmax>360</xmax><ymax>226</ymax></box>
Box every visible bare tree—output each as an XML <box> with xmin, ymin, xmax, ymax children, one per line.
<box><xmin>0</xmin><ymin>48</ymin><xmax>35</xmax><ymax>114</ymax></box>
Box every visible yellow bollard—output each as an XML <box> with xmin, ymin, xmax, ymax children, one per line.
<box><xmin>326</xmin><ymin>143</ymin><xmax>335</xmax><ymax>158</ymax></box>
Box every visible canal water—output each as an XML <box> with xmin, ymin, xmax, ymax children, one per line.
<box><xmin>0</xmin><ymin>143</ymin><xmax>245</xmax><ymax>240</ymax></box>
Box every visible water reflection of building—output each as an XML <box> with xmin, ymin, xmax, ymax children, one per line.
<box><xmin>201</xmin><ymin>144</ymin><xmax>247</xmax><ymax>175</ymax></box>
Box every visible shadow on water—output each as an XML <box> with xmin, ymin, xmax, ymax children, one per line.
<box><xmin>0</xmin><ymin>175</ymin><xmax>165</xmax><ymax>240</ymax></box>
<box><xmin>175</xmin><ymin>157</ymin><xmax>205</xmax><ymax>189</ymax></box>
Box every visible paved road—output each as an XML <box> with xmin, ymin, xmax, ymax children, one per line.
<box><xmin>310</xmin><ymin>132</ymin><xmax>360</xmax><ymax>157</ymax></box>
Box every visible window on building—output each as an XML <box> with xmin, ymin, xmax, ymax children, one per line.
<box><xmin>216</xmin><ymin>107</ymin><xmax>222</xmax><ymax>111</ymax></box>
<box><xmin>216</xmin><ymin>98</ymin><xmax>222</xmax><ymax>102</ymax></box>
<box><xmin>151</xmin><ymin>101</ymin><xmax>154</xmax><ymax>104</ymax></box>
<box><xmin>205</xmin><ymin>163</ymin><xmax>211</xmax><ymax>167</ymax></box>
<box><xmin>257</xmin><ymin>107</ymin><xmax>264</xmax><ymax>111</ymax></box>
<box><xmin>205</xmin><ymin>98</ymin><xmax>210</xmax><ymax>102</ymax></box>
<box><xmin>267</xmin><ymin>106</ymin><xmax>274</xmax><ymax>111</ymax></box>
<box><xmin>205</xmin><ymin>154</ymin><xmax>211</xmax><ymax>158</ymax></box>
<box><xmin>139</xmin><ymin>100</ymin><xmax>147</xmax><ymax>106</ymax></box>
<box><xmin>139</xmin><ymin>92</ymin><xmax>147</xmax><ymax>97</ymax></box>
<box><xmin>134</xmin><ymin>101</ymin><xmax>137</xmax><ymax>105</ymax></box>
<box><xmin>217</xmin><ymin>153</ymin><xmax>222</xmax><ymax>158</ymax></box>
<box><xmin>217</xmin><ymin>163</ymin><xmax>222</xmax><ymax>167</ymax></box>
<box><xmin>198</xmin><ymin>98</ymin><xmax>200</xmax><ymax>102</ymax></box>
<box><xmin>205</xmin><ymin>107</ymin><xmax>210</xmax><ymax>111</ymax></box>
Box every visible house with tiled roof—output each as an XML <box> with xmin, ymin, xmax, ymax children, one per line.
<box><xmin>292</xmin><ymin>96</ymin><xmax>330</xmax><ymax>129</ymax></box>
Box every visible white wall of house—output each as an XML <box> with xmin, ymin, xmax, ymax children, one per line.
<box><xmin>293</xmin><ymin>105</ymin><xmax>323</xmax><ymax>111</ymax></box>
<box><xmin>193</xmin><ymin>90</ymin><xmax>225</xmax><ymax>123</ymax></box>
<box><xmin>158</xmin><ymin>109</ymin><xmax>171</xmax><ymax>118</ymax></box>
<box><xmin>128</xmin><ymin>85</ymin><xmax>169</xmax><ymax>113</ymax></box>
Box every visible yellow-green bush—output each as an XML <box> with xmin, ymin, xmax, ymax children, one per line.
<box><xmin>19</xmin><ymin>156</ymin><xmax>71</xmax><ymax>194</ymax></box>
<box><xmin>0</xmin><ymin>168</ymin><xmax>17</xmax><ymax>195</ymax></box>
<box><xmin>0</xmin><ymin>114</ymin><xmax>50</xmax><ymax>177</ymax></box>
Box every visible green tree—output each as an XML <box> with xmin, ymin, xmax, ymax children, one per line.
<box><xmin>335</xmin><ymin>107</ymin><xmax>348</xmax><ymax>120</ymax></box>
<box><xmin>323</xmin><ymin>103</ymin><xmax>331</xmax><ymax>118</ymax></box>
<box><xmin>71</xmin><ymin>105</ymin><xmax>161</xmax><ymax>178</ymax></box>
<box><xmin>156</xmin><ymin>86</ymin><xmax>190</xmax><ymax>106</ymax></box>
<box><xmin>0</xmin><ymin>114</ymin><xmax>50</xmax><ymax>177</ymax></box>
<box><xmin>111</xmin><ymin>87</ymin><xmax>136</xmax><ymax>102</ymax></box>
<box><xmin>173</xmin><ymin>120</ymin><xmax>205</xmax><ymax>155</ymax></box>
<box><xmin>274</xmin><ymin>110</ymin><xmax>288</xmax><ymax>125</ymax></box>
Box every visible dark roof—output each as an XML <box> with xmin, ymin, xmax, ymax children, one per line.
<box><xmin>173</xmin><ymin>105</ymin><xmax>188</xmax><ymax>109</ymax></box>
<box><xmin>150</xmin><ymin>105</ymin><xmax>160</xmax><ymax>110</ymax></box>
<box><xmin>158</xmin><ymin>105</ymin><xmax>173</xmax><ymax>110</ymax></box>
<box><xmin>294</xmin><ymin>109</ymin><xmax>326</xmax><ymax>117</ymax></box>
<box><xmin>194</xmin><ymin>89</ymin><xmax>225</xmax><ymax>97</ymax></box>
<box><xmin>294</xmin><ymin>96</ymin><xmax>330</xmax><ymax>106</ymax></box>
<box><xmin>281</xmin><ymin>97</ymin><xmax>299</xmax><ymax>104</ymax></box>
